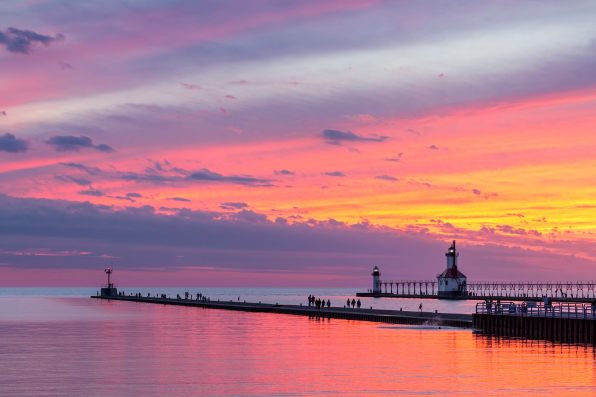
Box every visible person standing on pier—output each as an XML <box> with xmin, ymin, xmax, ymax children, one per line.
<box><xmin>327</xmin><ymin>299</ymin><xmax>331</xmax><ymax>308</ymax></box>
<box><xmin>357</xmin><ymin>300</ymin><xmax>361</xmax><ymax>309</ymax></box>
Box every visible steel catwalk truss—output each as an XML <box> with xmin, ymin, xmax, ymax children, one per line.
<box><xmin>374</xmin><ymin>280</ymin><xmax>596</xmax><ymax>299</ymax></box>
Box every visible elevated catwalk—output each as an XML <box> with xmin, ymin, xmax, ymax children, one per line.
<box><xmin>357</xmin><ymin>281</ymin><xmax>596</xmax><ymax>302</ymax></box>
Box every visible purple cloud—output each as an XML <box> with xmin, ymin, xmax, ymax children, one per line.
<box><xmin>220</xmin><ymin>202</ymin><xmax>249</xmax><ymax>210</ymax></box>
<box><xmin>78</xmin><ymin>188</ymin><xmax>104</xmax><ymax>197</ymax></box>
<box><xmin>375</xmin><ymin>175</ymin><xmax>398</xmax><ymax>182</ymax></box>
<box><xmin>168</xmin><ymin>197</ymin><xmax>191</xmax><ymax>202</ymax></box>
<box><xmin>322</xmin><ymin>129</ymin><xmax>389</xmax><ymax>145</ymax></box>
<box><xmin>0</xmin><ymin>133</ymin><xmax>28</xmax><ymax>153</ymax></box>
<box><xmin>46</xmin><ymin>135</ymin><xmax>114</xmax><ymax>152</ymax></box>
<box><xmin>60</xmin><ymin>162</ymin><xmax>102</xmax><ymax>175</ymax></box>
<box><xmin>56</xmin><ymin>175</ymin><xmax>92</xmax><ymax>186</ymax></box>
<box><xmin>188</xmin><ymin>169</ymin><xmax>271</xmax><ymax>186</ymax></box>
<box><xmin>274</xmin><ymin>169</ymin><xmax>295</xmax><ymax>176</ymax></box>
<box><xmin>0</xmin><ymin>27</ymin><xmax>63</xmax><ymax>54</ymax></box>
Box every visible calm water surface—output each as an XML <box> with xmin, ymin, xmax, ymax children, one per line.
<box><xmin>0</xmin><ymin>288</ymin><xmax>595</xmax><ymax>396</ymax></box>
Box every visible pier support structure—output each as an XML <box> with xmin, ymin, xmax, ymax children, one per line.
<box><xmin>473</xmin><ymin>301</ymin><xmax>596</xmax><ymax>344</ymax></box>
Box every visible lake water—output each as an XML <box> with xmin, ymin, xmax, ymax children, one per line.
<box><xmin>1</xmin><ymin>288</ymin><xmax>595</xmax><ymax>396</ymax></box>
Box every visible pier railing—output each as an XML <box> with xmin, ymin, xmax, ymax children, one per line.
<box><xmin>475</xmin><ymin>301</ymin><xmax>596</xmax><ymax>319</ymax></box>
<box><xmin>370</xmin><ymin>280</ymin><xmax>596</xmax><ymax>299</ymax></box>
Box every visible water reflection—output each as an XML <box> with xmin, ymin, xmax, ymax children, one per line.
<box><xmin>0</xmin><ymin>296</ymin><xmax>594</xmax><ymax>396</ymax></box>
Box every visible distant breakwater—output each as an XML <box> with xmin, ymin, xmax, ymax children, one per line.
<box><xmin>91</xmin><ymin>295</ymin><xmax>473</xmax><ymax>328</ymax></box>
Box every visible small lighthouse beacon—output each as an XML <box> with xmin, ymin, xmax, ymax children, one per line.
<box><xmin>372</xmin><ymin>266</ymin><xmax>381</xmax><ymax>294</ymax></box>
<box><xmin>437</xmin><ymin>241</ymin><xmax>467</xmax><ymax>298</ymax></box>
<box><xmin>100</xmin><ymin>267</ymin><xmax>118</xmax><ymax>297</ymax></box>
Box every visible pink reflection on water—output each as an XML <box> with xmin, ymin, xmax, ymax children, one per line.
<box><xmin>0</xmin><ymin>297</ymin><xmax>595</xmax><ymax>396</ymax></box>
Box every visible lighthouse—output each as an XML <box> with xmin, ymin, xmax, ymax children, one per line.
<box><xmin>372</xmin><ymin>266</ymin><xmax>381</xmax><ymax>293</ymax></box>
<box><xmin>437</xmin><ymin>241</ymin><xmax>467</xmax><ymax>298</ymax></box>
<box><xmin>100</xmin><ymin>267</ymin><xmax>118</xmax><ymax>297</ymax></box>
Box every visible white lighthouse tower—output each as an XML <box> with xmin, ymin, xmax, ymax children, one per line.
<box><xmin>372</xmin><ymin>266</ymin><xmax>381</xmax><ymax>294</ymax></box>
<box><xmin>437</xmin><ymin>241</ymin><xmax>467</xmax><ymax>298</ymax></box>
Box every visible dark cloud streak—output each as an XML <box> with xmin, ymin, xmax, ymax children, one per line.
<box><xmin>220</xmin><ymin>202</ymin><xmax>248</xmax><ymax>210</ymax></box>
<box><xmin>188</xmin><ymin>169</ymin><xmax>271</xmax><ymax>186</ymax></box>
<box><xmin>321</xmin><ymin>129</ymin><xmax>388</xmax><ymax>145</ymax></box>
<box><xmin>324</xmin><ymin>171</ymin><xmax>345</xmax><ymax>177</ymax></box>
<box><xmin>0</xmin><ymin>27</ymin><xmax>63</xmax><ymax>54</ymax></box>
<box><xmin>60</xmin><ymin>162</ymin><xmax>102</xmax><ymax>175</ymax></box>
<box><xmin>46</xmin><ymin>135</ymin><xmax>114</xmax><ymax>152</ymax></box>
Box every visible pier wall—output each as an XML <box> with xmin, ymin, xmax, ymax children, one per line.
<box><xmin>473</xmin><ymin>314</ymin><xmax>596</xmax><ymax>344</ymax></box>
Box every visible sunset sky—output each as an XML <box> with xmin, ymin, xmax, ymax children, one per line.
<box><xmin>1</xmin><ymin>0</ymin><xmax>595</xmax><ymax>286</ymax></box>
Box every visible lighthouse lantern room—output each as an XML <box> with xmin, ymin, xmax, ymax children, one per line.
<box><xmin>437</xmin><ymin>241</ymin><xmax>467</xmax><ymax>298</ymax></box>
<box><xmin>372</xmin><ymin>266</ymin><xmax>381</xmax><ymax>294</ymax></box>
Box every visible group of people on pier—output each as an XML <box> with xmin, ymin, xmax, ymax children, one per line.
<box><xmin>110</xmin><ymin>290</ymin><xmax>213</xmax><ymax>302</ymax></box>
<box><xmin>308</xmin><ymin>295</ymin><xmax>330</xmax><ymax>309</ymax></box>
<box><xmin>307</xmin><ymin>295</ymin><xmax>363</xmax><ymax>309</ymax></box>
<box><xmin>347</xmin><ymin>298</ymin><xmax>362</xmax><ymax>309</ymax></box>
<box><xmin>174</xmin><ymin>291</ymin><xmax>210</xmax><ymax>302</ymax></box>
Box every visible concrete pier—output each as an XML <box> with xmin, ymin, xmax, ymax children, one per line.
<box><xmin>473</xmin><ymin>301</ymin><xmax>596</xmax><ymax>344</ymax></box>
<box><xmin>91</xmin><ymin>295</ymin><xmax>472</xmax><ymax>328</ymax></box>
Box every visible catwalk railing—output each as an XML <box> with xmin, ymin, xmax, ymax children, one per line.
<box><xmin>369</xmin><ymin>280</ymin><xmax>596</xmax><ymax>299</ymax></box>
<box><xmin>475</xmin><ymin>301</ymin><xmax>596</xmax><ymax>319</ymax></box>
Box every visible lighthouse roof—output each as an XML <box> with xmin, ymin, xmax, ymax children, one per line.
<box><xmin>438</xmin><ymin>266</ymin><xmax>466</xmax><ymax>279</ymax></box>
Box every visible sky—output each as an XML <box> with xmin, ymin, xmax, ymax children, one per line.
<box><xmin>0</xmin><ymin>0</ymin><xmax>595</xmax><ymax>287</ymax></box>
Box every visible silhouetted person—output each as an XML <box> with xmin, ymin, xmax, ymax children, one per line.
<box><xmin>327</xmin><ymin>299</ymin><xmax>331</xmax><ymax>308</ymax></box>
<box><xmin>351</xmin><ymin>298</ymin><xmax>356</xmax><ymax>308</ymax></box>
<box><xmin>347</xmin><ymin>299</ymin><xmax>351</xmax><ymax>308</ymax></box>
<box><xmin>357</xmin><ymin>299</ymin><xmax>361</xmax><ymax>309</ymax></box>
